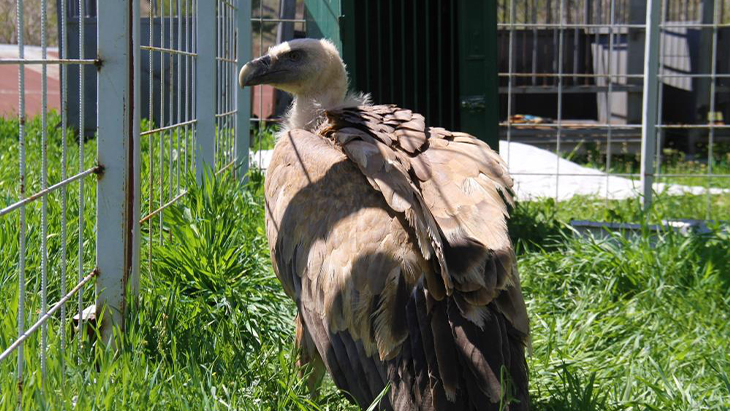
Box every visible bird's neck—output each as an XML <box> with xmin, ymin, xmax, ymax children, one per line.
<box><xmin>286</xmin><ymin>71</ymin><xmax>348</xmax><ymax>131</ymax></box>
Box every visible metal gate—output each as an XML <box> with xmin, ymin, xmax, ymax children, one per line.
<box><xmin>0</xmin><ymin>0</ymin><xmax>249</xmax><ymax>406</ymax></box>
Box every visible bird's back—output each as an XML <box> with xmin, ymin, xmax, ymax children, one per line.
<box><xmin>264</xmin><ymin>105</ymin><xmax>529</xmax><ymax>411</ymax></box>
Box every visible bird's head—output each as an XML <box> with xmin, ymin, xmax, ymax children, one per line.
<box><xmin>239</xmin><ymin>38</ymin><xmax>348</xmax><ymax>106</ymax></box>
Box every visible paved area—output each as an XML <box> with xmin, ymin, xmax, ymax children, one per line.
<box><xmin>0</xmin><ymin>45</ymin><xmax>61</xmax><ymax>118</ymax></box>
<box><xmin>251</xmin><ymin>140</ymin><xmax>728</xmax><ymax>201</ymax></box>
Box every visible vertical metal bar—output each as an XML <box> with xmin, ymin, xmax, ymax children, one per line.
<box><xmin>229</xmin><ymin>2</ymin><xmax>233</xmax><ymax>165</ymax></box>
<box><xmin>573</xmin><ymin>1</ymin><xmax>579</xmax><ymax>84</ymax></box>
<box><xmin>226</xmin><ymin>2</ymin><xmax>232</xmax><ymax>167</ymax></box>
<box><xmin>257</xmin><ymin>0</ymin><xmax>263</xmax><ymax>169</ymax></box>
<box><xmin>226</xmin><ymin>2</ymin><xmax>230</xmax><ymax>165</ymax></box>
<box><xmin>160</xmin><ymin>0</ymin><xmax>166</xmax><ymax>242</ymax></box>
<box><xmin>178</xmin><ymin>0</ymin><xmax>183</xmax><ymax>193</ymax></box>
<box><xmin>225</xmin><ymin>1</ymin><xmax>230</xmax><ymax>166</ymax></box>
<box><xmin>655</xmin><ymin>0</ymin><xmax>667</xmax><ymax>185</ymax></box>
<box><xmin>506</xmin><ymin>0</ymin><xmax>515</xmax><ymax>166</ymax></box>
<box><xmin>16</xmin><ymin>0</ymin><xmax>26</xmax><ymax>404</ymax></box>
<box><xmin>706</xmin><ymin>0</ymin><xmax>720</xmax><ymax>218</ymax></box>
<box><xmin>193</xmin><ymin>0</ymin><xmax>198</xmax><ymax>170</ymax></box>
<box><xmin>169</xmin><ymin>0</ymin><xmax>175</xmax><ymax>198</ymax></box>
<box><xmin>148</xmin><ymin>0</ymin><xmax>154</xmax><ymax>273</ymax></box>
<box><xmin>185</xmin><ymin>0</ymin><xmax>190</xmax><ymax>178</ymax></box>
<box><xmin>229</xmin><ymin>3</ymin><xmax>234</xmax><ymax>166</ymax></box>
<box><xmin>40</xmin><ymin>0</ymin><xmax>49</xmax><ymax>390</ymax></box>
<box><xmin>641</xmin><ymin>0</ymin><xmax>662</xmax><ymax>210</ymax></box>
<box><xmin>219</xmin><ymin>0</ymin><xmax>224</xmax><ymax>168</ymax></box>
<box><xmin>197</xmin><ymin>0</ymin><xmax>217</xmax><ymax>182</ymax></box>
<box><xmin>220</xmin><ymin>0</ymin><xmax>225</xmax><ymax>168</ymax></box>
<box><xmin>231</xmin><ymin>3</ymin><xmax>235</xmax><ymax>165</ymax></box>
<box><xmin>59</xmin><ymin>0</ymin><xmax>69</xmax><ymax>384</ymax></box>
<box><xmin>96</xmin><ymin>0</ymin><xmax>139</xmax><ymax>344</ymax></box>
<box><xmin>216</xmin><ymin>0</ymin><xmax>222</xmax><ymax>170</ymax></box>
<box><xmin>532</xmin><ymin>0</ymin><xmax>538</xmax><ymax>85</ymax></box>
<box><xmin>584</xmin><ymin>0</ymin><xmax>592</xmax><ymax>86</ymax></box>
<box><xmin>628</xmin><ymin>0</ymin><xmax>648</xmax><ymax>124</ymax></box>
<box><xmin>555</xmin><ymin>0</ymin><xmax>565</xmax><ymax>202</ymax></box>
<box><xmin>77</xmin><ymin>0</ymin><xmax>86</xmax><ymax>365</ymax></box>
<box><xmin>215</xmin><ymin>0</ymin><xmax>219</xmax><ymax>170</ymax></box>
<box><xmin>132</xmin><ymin>0</ymin><xmax>142</xmax><ymax>301</ymax></box>
<box><xmin>222</xmin><ymin>1</ymin><xmax>227</xmax><ymax>167</ymax></box>
<box><xmin>605</xmin><ymin>0</ymin><xmax>616</xmax><ymax>204</ymax></box>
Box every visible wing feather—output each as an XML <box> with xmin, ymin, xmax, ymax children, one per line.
<box><xmin>266</xmin><ymin>109</ymin><xmax>530</xmax><ymax>410</ymax></box>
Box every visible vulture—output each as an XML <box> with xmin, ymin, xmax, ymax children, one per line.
<box><xmin>239</xmin><ymin>38</ymin><xmax>530</xmax><ymax>411</ymax></box>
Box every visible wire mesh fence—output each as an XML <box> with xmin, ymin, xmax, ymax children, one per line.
<box><xmin>248</xmin><ymin>0</ymin><xmax>306</xmax><ymax>169</ymax></box>
<box><xmin>0</xmin><ymin>0</ymin><xmax>101</xmax><ymax>404</ymax></box>
<box><xmin>0</xmin><ymin>0</ymin><xmax>248</xmax><ymax>405</ymax></box>
<box><xmin>2</xmin><ymin>0</ymin><xmax>727</xmax><ymax>403</ymax></box>
<box><xmin>140</xmin><ymin>0</ymin><xmax>198</xmax><ymax>268</ymax></box>
<box><xmin>497</xmin><ymin>0</ymin><xmax>730</xmax><ymax>218</ymax></box>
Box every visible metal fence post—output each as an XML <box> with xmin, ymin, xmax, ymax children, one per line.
<box><xmin>640</xmin><ymin>0</ymin><xmax>661</xmax><ymax>211</ymax></box>
<box><xmin>197</xmin><ymin>0</ymin><xmax>216</xmax><ymax>182</ymax></box>
<box><xmin>236</xmin><ymin>0</ymin><xmax>251</xmax><ymax>180</ymax></box>
<box><xmin>96</xmin><ymin>0</ymin><xmax>140</xmax><ymax>344</ymax></box>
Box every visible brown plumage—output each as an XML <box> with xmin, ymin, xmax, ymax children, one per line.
<box><xmin>240</xmin><ymin>39</ymin><xmax>530</xmax><ymax>410</ymax></box>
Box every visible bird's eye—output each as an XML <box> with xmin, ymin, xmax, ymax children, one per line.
<box><xmin>287</xmin><ymin>51</ymin><xmax>302</xmax><ymax>62</ymax></box>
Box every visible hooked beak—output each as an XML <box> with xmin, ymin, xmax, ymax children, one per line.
<box><xmin>239</xmin><ymin>55</ymin><xmax>273</xmax><ymax>87</ymax></box>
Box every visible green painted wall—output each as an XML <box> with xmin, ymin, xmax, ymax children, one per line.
<box><xmin>457</xmin><ymin>0</ymin><xmax>499</xmax><ymax>149</ymax></box>
<box><xmin>304</xmin><ymin>0</ymin><xmax>499</xmax><ymax>151</ymax></box>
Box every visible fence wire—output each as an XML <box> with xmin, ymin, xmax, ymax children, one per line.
<box><xmin>498</xmin><ymin>0</ymin><xmax>730</xmax><ymax>218</ymax></box>
<box><xmin>249</xmin><ymin>0</ymin><xmax>306</xmax><ymax>170</ymax></box>
<box><xmin>1</xmin><ymin>0</ymin><xmax>247</xmax><ymax>405</ymax></box>
<box><xmin>140</xmin><ymin>0</ymin><xmax>198</xmax><ymax>262</ymax></box>
<box><xmin>0</xmin><ymin>0</ymin><xmax>99</xmax><ymax>406</ymax></box>
<box><xmin>216</xmin><ymin>0</ymin><xmax>238</xmax><ymax>174</ymax></box>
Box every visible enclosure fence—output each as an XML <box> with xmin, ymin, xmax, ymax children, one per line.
<box><xmin>0</xmin><ymin>0</ymin><xmax>249</xmax><ymax>406</ymax></box>
<box><xmin>498</xmin><ymin>0</ymin><xmax>730</xmax><ymax>217</ymax></box>
<box><xmin>245</xmin><ymin>0</ymin><xmax>307</xmax><ymax>171</ymax></box>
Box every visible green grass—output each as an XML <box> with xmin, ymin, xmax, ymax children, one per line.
<box><xmin>250</xmin><ymin>123</ymin><xmax>278</xmax><ymax>152</ymax></box>
<box><xmin>1</xmin><ymin>114</ymin><xmax>729</xmax><ymax>410</ymax></box>
<box><xmin>513</xmin><ymin>203</ymin><xmax>730</xmax><ymax>410</ymax></box>
<box><xmin>564</xmin><ymin>141</ymin><xmax>730</xmax><ymax>189</ymax></box>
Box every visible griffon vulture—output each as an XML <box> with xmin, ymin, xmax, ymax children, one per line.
<box><xmin>239</xmin><ymin>38</ymin><xmax>530</xmax><ymax>411</ymax></box>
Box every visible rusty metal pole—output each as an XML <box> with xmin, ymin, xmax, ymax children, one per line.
<box><xmin>96</xmin><ymin>0</ymin><xmax>141</xmax><ymax>345</ymax></box>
